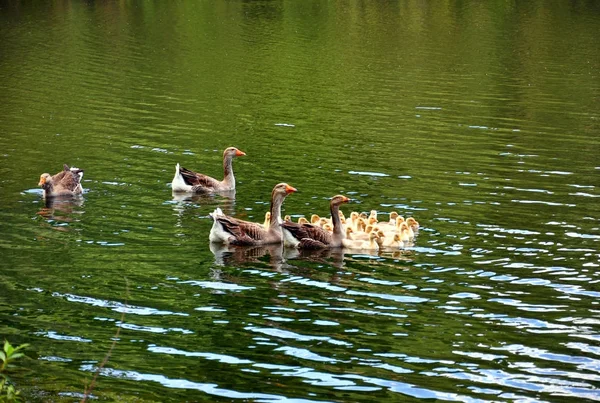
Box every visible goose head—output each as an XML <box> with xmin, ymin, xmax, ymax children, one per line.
<box><xmin>376</xmin><ymin>230</ymin><xmax>385</xmax><ymax>246</ymax></box>
<box><xmin>406</xmin><ymin>217</ymin><xmax>419</xmax><ymax>229</ymax></box>
<box><xmin>224</xmin><ymin>147</ymin><xmax>246</xmax><ymax>158</ymax></box>
<box><xmin>273</xmin><ymin>183</ymin><xmax>297</xmax><ymax>197</ymax></box>
<box><xmin>331</xmin><ymin>195</ymin><xmax>350</xmax><ymax>207</ymax></box>
<box><xmin>38</xmin><ymin>173</ymin><xmax>53</xmax><ymax>189</ymax></box>
<box><xmin>369</xmin><ymin>231</ymin><xmax>380</xmax><ymax>244</ymax></box>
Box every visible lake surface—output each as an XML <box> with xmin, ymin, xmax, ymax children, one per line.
<box><xmin>1</xmin><ymin>1</ymin><xmax>599</xmax><ymax>402</ymax></box>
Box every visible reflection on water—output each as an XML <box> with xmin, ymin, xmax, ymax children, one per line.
<box><xmin>210</xmin><ymin>242</ymin><xmax>357</xmax><ymax>271</ymax></box>
<box><xmin>171</xmin><ymin>189</ymin><xmax>236</xmax><ymax>204</ymax></box>
<box><xmin>35</xmin><ymin>196</ymin><xmax>85</xmax><ymax>234</ymax></box>
<box><xmin>1</xmin><ymin>0</ymin><xmax>599</xmax><ymax>402</ymax></box>
<box><xmin>210</xmin><ymin>242</ymin><xmax>291</xmax><ymax>270</ymax></box>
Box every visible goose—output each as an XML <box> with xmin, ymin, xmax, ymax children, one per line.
<box><xmin>345</xmin><ymin>223</ymin><xmax>375</xmax><ymax>241</ymax></box>
<box><xmin>406</xmin><ymin>217</ymin><xmax>419</xmax><ymax>227</ymax></box>
<box><xmin>38</xmin><ymin>164</ymin><xmax>84</xmax><ymax>198</ymax></box>
<box><xmin>356</xmin><ymin>217</ymin><xmax>367</xmax><ymax>232</ymax></box>
<box><xmin>349</xmin><ymin>212</ymin><xmax>359</xmax><ymax>231</ymax></box>
<box><xmin>209</xmin><ymin>183</ymin><xmax>296</xmax><ymax>245</ymax></box>
<box><xmin>400</xmin><ymin>218</ymin><xmax>418</xmax><ymax>239</ymax></box>
<box><xmin>345</xmin><ymin>227</ymin><xmax>355</xmax><ymax>240</ymax></box>
<box><xmin>377</xmin><ymin>212</ymin><xmax>399</xmax><ymax>232</ymax></box>
<box><xmin>399</xmin><ymin>222</ymin><xmax>412</xmax><ymax>243</ymax></box>
<box><xmin>383</xmin><ymin>233</ymin><xmax>403</xmax><ymax>248</ymax></box>
<box><xmin>263</xmin><ymin>212</ymin><xmax>272</xmax><ymax>229</ymax></box>
<box><xmin>318</xmin><ymin>217</ymin><xmax>331</xmax><ymax>228</ymax></box>
<box><xmin>368</xmin><ymin>216</ymin><xmax>378</xmax><ymax>227</ymax></box>
<box><xmin>281</xmin><ymin>195</ymin><xmax>350</xmax><ymax>249</ymax></box>
<box><xmin>172</xmin><ymin>147</ymin><xmax>246</xmax><ymax>193</ymax></box>
<box><xmin>368</xmin><ymin>210</ymin><xmax>378</xmax><ymax>221</ymax></box>
<box><xmin>343</xmin><ymin>231</ymin><xmax>380</xmax><ymax>251</ymax></box>
<box><xmin>297</xmin><ymin>217</ymin><xmax>309</xmax><ymax>225</ymax></box>
<box><xmin>377</xmin><ymin>230</ymin><xmax>386</xmax><ymax>247</ymax></box>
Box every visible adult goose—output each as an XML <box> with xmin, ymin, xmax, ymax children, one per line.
<box><xmin>172</xmin><ymin>147</ymin><xmax>246</xmax><ymax>193</ymax></box>
<box><xmin>38</xmin><ymin>164</ymin><xmax>84</xmax><ymax>198</ymax></box>
<box><xmin>281</xmin><ymin>195</ymin><xmax>350</xmax><ymax>249</ymax></box>
<box><xmin>209</xmin><ymin>183</ymin><xmax>296</xmax><ymax>246</ymax></box>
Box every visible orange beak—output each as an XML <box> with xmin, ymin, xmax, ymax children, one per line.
<box><xmin>38</xmin><ymin>176</ymin><xmax>46</xmax><ymax>186</ymax></box>
<box><xmin>342</xmin><ymin>196</ymin><xmax>350</xmax><ymax>203</ymax></box>
<box><xmin>285</xmin><ymin>185</ymin><xmax>297</xmax><ymax>194</ymax></box>
<box><xmin>236</xmin><ymin>149</ymin><xmax>246</xmax><ymax>157</ymax></box>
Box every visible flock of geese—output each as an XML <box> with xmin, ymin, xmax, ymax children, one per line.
<box><xmin>38</xmin><ymin>147</ymin><xmax>419</xmax><ymax>252</ymax></box>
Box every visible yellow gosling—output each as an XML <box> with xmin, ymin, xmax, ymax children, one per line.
<box><xmin>383</xmin><ymin>233</ymin><xmax>403</xmax><ymax>248</ymax></box>
<box><xmin>375</xmin><ymin>230</ymin><xmax>385</xmax><ymax>247</ymax></box>
<box><xmin>350</xmin><ymin>212</ymin><xmax>359</xmax><ymax>231</ymax></box>
<box><xmin>406</xmin><ymin>217</ymin><xmax>420</xmax><ymax>229</ymax></box>
<box><xmin>263</xmin><ymin>212</ymin><xmax>271</xmax><ymax>230</ymax></box>
<box><xmin>345</xmin><ymin>227</ymin><xmax>354</xmax><ymax>240</ymax></box>
<box><xmin>394</xmin><ymin>217</ymin><xmax>405</xmax><ymax>233</ymax></box>
<box><xmin>399</xmin><ymin>222</ymin><xmax>411</xmax><ymax>243</ymax></box>
<box><xmin>343</xmin><ymin>231</ymin><xmax>380</xmax><ymax>251</ymax></box>
<box><xmin>319</xmin><ymin>217</ymin><xmax>330</xmax><ymax>228</ymax></box>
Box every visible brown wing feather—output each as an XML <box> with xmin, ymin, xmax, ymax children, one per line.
<box><xmin>50</xmin><ymin>165</ymin><xmax>70</xmax><ymax>183</ymax></box>
<box><xmin>298</xmin><ymin>238</ymin><xmax>328</xmax><ymax>249</ymax></box>
<box><xmin>179</xmin><ymin>166</ymin><xmax>220</xmax><ymax>190</ymax></box>
<box><xmin>216</xmin><ymin>216</ymin><xmax>268</xmax><ymax>246</ymax></box>
<box><xmin>56</xmin><ymin>170</ymin><xmax>81</xmax><ymax>193</ymax></box>
<box><xmin>282</xmin><ymin>222</ymin><xmax>333</xmax><ymax>245</ymax></box>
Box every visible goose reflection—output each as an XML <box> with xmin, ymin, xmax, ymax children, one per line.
<box><xmin>171</xmin><ymin>189</ymin><xmax>237</xmax><ymax>228</ymax></box>
<box><xmin>292</xmin><ymin>247</ymin><xmax>346</xmax><ymax>269</ymax></box>
<box><xmin>171</xmin><ymin>188</ymin><xmax>236</xmax><ymax>203</ymax></box>
<box><xmin>37</xmin><ymin>195</ymin><xmax>85</xmax><ymax>224</ymax></box>
<box><xmin>209</xmin><ymin>242</ymin><xmax>293</xmax><ymax>271</ymax></box>
<box><xmin>210</xmin><ymin>241</ymin><xmax>350</xmax><ymax>271</ymax></box>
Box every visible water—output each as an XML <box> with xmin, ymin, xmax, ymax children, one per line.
<box><xmin>1</xmin><ymin>1</ymin><xmax>599</xmax><ymax>402</ymax></box>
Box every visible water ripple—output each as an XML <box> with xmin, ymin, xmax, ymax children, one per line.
<box><xmin>245</xmin><ymin>326</ymin><xmax>352</xmax><ymax>347</ymax></box>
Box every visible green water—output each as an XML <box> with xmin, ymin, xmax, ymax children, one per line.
<box><xmin>1</xmin><ymin>1</ymin><xmax>599</xmax><ymax>401</ymax></box>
